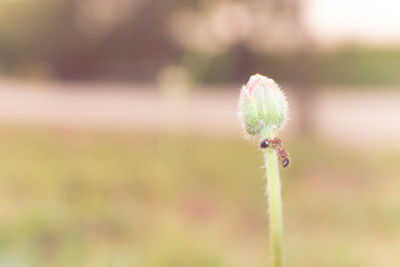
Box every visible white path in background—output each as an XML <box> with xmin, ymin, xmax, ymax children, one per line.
<box><xmin>0</xmin><ymin>80</ymin><xmax>399</xmax><ymax>147</ymax></box>
<box><xmin>0</xmin><ymin>81</ymin><xmax>240</xmax><ymax>134</ymax></box>
<box><xmin>312</xmin><ymin>90</ymin><xmax>400</xmax><ymax>147</ymax></box>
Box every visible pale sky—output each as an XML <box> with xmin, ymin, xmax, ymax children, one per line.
<box><xmin>303</xmin><ymin>0</ymin><xmax>400</xmax><ymax>46</ymax></box>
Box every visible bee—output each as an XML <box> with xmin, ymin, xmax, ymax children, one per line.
<box><xmin>259</xmin><ymin>138</ymin><xmax>290</xmax><ymax>168</ymax></box>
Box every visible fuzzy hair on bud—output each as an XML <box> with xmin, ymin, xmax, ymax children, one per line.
<box><xmin>238</xmin><ymin>74</ymin><xmax>288</xmax><ymax>138</ymax></box>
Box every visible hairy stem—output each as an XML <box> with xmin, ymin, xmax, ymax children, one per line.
<box><xmin>264</xmin><ymin>138</ymin><xmax>283</xmax><ymax>267</ymax></box>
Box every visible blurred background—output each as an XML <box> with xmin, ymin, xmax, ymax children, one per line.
<box><xmin>0</xmin><ymin>0</ymin><xmax>400</xmax><ymax>266</ymax></box>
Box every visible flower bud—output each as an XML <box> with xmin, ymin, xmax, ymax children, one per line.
<box><xmin>238</xmin><ymin>74</ymin><xmax>288</xmax><ymax>138</ymax></box>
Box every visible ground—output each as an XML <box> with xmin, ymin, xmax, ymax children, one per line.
<box><xmin>0</xmin><ymin>126</ymin><xmax>399</xmax><ymax>266</ymax></box>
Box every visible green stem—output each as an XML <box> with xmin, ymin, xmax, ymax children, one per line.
<box><xmin>262</xmin><ymin>128</ymin><xmax>283</xmax><ymax>267</ymax></box>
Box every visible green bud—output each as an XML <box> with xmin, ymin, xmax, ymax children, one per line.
<box><xmin>238</xmin><ymin>74</ymin><xmax>288</xmax><ymax>138</ymax></box>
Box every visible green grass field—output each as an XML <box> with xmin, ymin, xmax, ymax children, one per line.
<box><xmin>0</xmin><ymin>126</ymin><xmax>399</xmax><ymax>266</ymax></box>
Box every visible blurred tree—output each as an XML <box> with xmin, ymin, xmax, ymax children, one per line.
<box><xmin>0</xmin><ymin>0</ymin><xmax>313</xmax><ymax>84</ymax></box>
<box><xmin>287</xmin><ymin>0</ymin><xmax>316</xmax><ymax>135</ymax></box>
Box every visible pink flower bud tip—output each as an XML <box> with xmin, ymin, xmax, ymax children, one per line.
<box><xmin>245</xmin><ymin>74</ymin><xmax>267</xmax><ymax>96</ymax></box>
